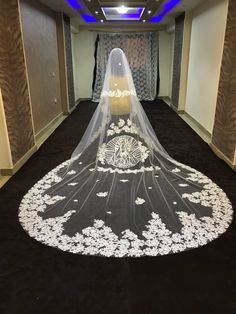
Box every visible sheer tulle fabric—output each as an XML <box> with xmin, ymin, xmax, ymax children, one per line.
<box><xmin>19</xmin><ymin>48</ymin><xmax>233</xmax><ymax>257</ymax></box>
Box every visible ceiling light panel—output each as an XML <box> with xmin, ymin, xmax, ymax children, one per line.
<box><xmin>98</xmin><ymin>0</ymin><xmax>148</xmax><ymax>4</ymax></box>
<box><xmin>101</xmin><ymin>7</ymin><xmax>145</xmax><ymax>20</ymax></box>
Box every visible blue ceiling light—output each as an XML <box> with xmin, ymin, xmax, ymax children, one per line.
<box><xmin>81</xmin><ymin>13</ymin><xmax>97</xmax><ymax>22</ymax></box>
<box><xmin>150</xmin><ymin>0</ymin><xmax>181</xmax><ymax>22</ymax></box>
<box><xmin>66</xmin><ymin>0</ymin><xmax>81</xmax><ymax>10</ymax></box>
<box><xmin>102</xmin><ymin>7</ymin><xmax>144</xmax><ymax>21</ymax></box>
<box><xmin>66</xmin><ymin>0</ymin><xmax>97</xmax><ymax>23</ymax></box>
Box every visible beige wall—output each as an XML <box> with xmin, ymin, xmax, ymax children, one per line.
<box><xmin>72</xmin><ymin>30</ymin><xmax>97</xmax><ymax>99</ymax></box>
<box><xmin>20</xmin><ymin>0</ymin><xmax>62</xmax><ymax>135</ymax></box>
<box><xmin>0</xmin><ymin>89</ymin><xmax>13</xmax><ymax>169</ymax></box>
<box><xmin>159</xmin><ymin>30</ymin><xmax>174</xmax><ymax>98</ymax></box>
<box><xmin>185</xmin><ymin>0</ymin><xmax>228</xmax><ymax>134</ymax></box>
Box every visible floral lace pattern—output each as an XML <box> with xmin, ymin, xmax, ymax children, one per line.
<box><xmin>96</xmin><ymin>119</ymin><xmax>155</xmax><ymax>172</ymax></box>
<box><xmin>97</xmin><ymin>135</ymin><xmax>149</xmax><ymax>169</ymax></box>
<box><xmin>95</xmin><ymin>166</ymin><xmax>161</xmax><ymax>174</ymax></box>
<box><xmin>101</xmin><ymin>89</ymin><xmax>136</xmax><ymax>98</ymax></box>
<box><xmin>106</xmin><ymin>119</ymin><xmax>139</xmax><ymax>137</ymax></box>
<box><xmin>19</xmin><ymin>159</ymin><xmax>233</xmax><ymax>257</ymax></box>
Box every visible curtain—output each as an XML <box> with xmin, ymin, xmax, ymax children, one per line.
<box><xmin>92</xmin><ymin>32</ymin><xmax>159</xmax><ymax>102</ymax></box>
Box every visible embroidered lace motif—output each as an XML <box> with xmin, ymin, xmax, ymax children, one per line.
<box><xmin>97</xmin><ymin>135</ymin><xmax>149</xmax><ymax>169</ymax></box>
<box><xmin>101</xmin><ymin>89</ymin><xmax>136</xmax><ymax>97</ymax></box>
<box><xmin>19</xmin><ymin>160</ymin><xmax>233</xmax><ymax>257</ymax></box>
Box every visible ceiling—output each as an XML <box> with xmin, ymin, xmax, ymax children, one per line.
<box><xmin>39</xmin><ymin>0</ymin><xmax>205</xmax><ymax>30</ymax></box>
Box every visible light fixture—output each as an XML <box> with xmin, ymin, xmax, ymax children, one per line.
<box><xmin>148</xmin><ymin>10</ymin><xmax>152</xmax><ymax>14</ymax></box>
<box><xmin>66</xmin><ymin>0</ymin><xmax>81</xmax><ymax>10</ymax></box>
<box><xmin>95</xmin><ymin>11</ymin><xmax>98</xmax><ymax>14</ymax></box>
<box><xmin>150</xmin><ymin>0</ymin><xmax>181</xmax><ymax>22</ymax></box>
<box><xmin>81</xmin><ymin>14</ymin><xmax>97</xmax><ymax>22</ymax></box>
<box><xmin>100</xmin><ymin>19</ymin><xmax>104</xmax><ymax>22</ymax></box>
<box><xmin>116</xmin><ymin>5</ymin><xmax>128</xmax><ymax>14</ymax></box>
<box><xmin>142</xmin><ymin>19</ymin><xmax>146</xmax><ymax>22</ymax></box>
<box><xmin>101</xmin><ymin>7</ymin><xmax>145</xmax><ymax>21</ymax></box>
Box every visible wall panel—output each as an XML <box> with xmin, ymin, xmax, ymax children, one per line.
<box><xmin>0</xmin><ymin>0</ymin><xmax>35</xmax><ymax>164</ymax></box>
<box><xmin>20</xmin><ymin>0</ymin><xmax>62</xmax><ymax>135</ymax></box>
<box><xmin>212</xmin><ymin>0</ymin><xmax>236</xmax><ymax>165</ymax></box>
<box><xmin>63</xmin><ymin>14</ymin><xmax>75</xmax><ymax>109</ymax></box>
<box><xmin>171</xmin><ymin>13</ymin><xmax>185</xmax><ymax>108</ymax></box>
<box><xmin>185</xmin><ymin>0</ymin><xmax>228</xmax><ymax>134</ymax></box>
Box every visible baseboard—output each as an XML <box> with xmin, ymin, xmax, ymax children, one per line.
<box><xmin>160</xmin><ymin>97</ymin><xmax>185</xmax><ymax>113</ymax></box>
<box><xmin>35</xmin><ymin>112</ymin><xmax>67</xmax><ymax>148</ymax></box>
<box><xmin>159</xmin><ymin>96</ymin><xmax>172</xmax><ymax>107</ymax></box>
<box><xmin>69</xmin><ymin>99</ymin><xmax>80</xmax><ymax>113</ymax></box>
<box><xmin>209</xmin><ymin>143</ymin><xmax>236</xmax><ymax>170</ymax></box>
<box><xmin>0</xmin><ymin>110</ymin><xmax>72</xmax><ymax>186</ymax></box>
<box><xmin>1</xmin><ymin>144</ymin><xmax>38</xmax><ymax>176</ymax></box>
<box><xmin>170</xmin><ymin>103</ymin><xmax>185</xmax><ymax>114</ymax></box>
<box><xmin>161</xmin><ymin>98</ymin><xmax>210</xmax><ymax>142</ymax></box>
<box><xmin>78</xmin><ymin>98</ymin><xmax>92</xmax><ymax>101</ymax></box>
<box><xmin>0</xmin><ymin>175</ymin><xmax>11</xmax><ymax>188</ymax></box>
<box><xmin>180</xmin><ymin>112</ymin><xmax>211</xmax><ymax>144</ymax></box>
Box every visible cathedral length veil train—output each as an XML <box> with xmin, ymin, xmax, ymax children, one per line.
<box><xmin>19</xmin><ymin>48</ymin><xmax>233</xmax><ymax>257</ymax></box>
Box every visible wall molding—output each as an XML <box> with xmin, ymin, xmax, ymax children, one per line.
<box><xmin>68</xmin><ymin>99</ymin><xmax>80</xmax><ymax>114</ymax></box>
<box><xmin>78</xmin><ymin>98</ymin><xmax>92</xmax><ymax>101</ymax></box>
<box><xmin>161</xmin><ymin>97</ymin><xmax>212</xmax><ymax>144</ymax></box>
<box><xmin>162</xmin><ymin>99</ymin><xmax>234</xmax><ymax>169</ymax></box>
<box><xmin>180</xmin><ymin>111</ymin><xmax>212</xmax><ymax>144</ymax></box>
<box><xmin>209</xmin><ymin>143</ymin><xmax>236</xmax><ymax>170</ymax></box>
<box><xmin>56</xmin><ymin>12</ymin><xmax>70</xmax><ymax>114</ymax></box>
<box><xmin>181</xmin><ymin>111</ymin><xmax>211</xmax><ymax>139</ymax></box>
<box><xmin>35</xmin><ymin>112</ymin><xmax>66</xmax><ymax>148</ymax></box>
<box><xmin>0</xmin><ymin>100</ymin><xmax>80</xmax><ymax>186</ymax></box>
<box><xmin>1</xmin><ymin>144</ymin><xmax>37</xmax><ymax>176</ymax></box>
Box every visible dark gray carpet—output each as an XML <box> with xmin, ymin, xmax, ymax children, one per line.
<box><xmin>0</xmin><ymin>100</ymin><xmax>235</xmax><ymax>314</ymax></box>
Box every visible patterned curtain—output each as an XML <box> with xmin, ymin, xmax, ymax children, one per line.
<box><xmin>92</xmin><ymin>32</ymin><xmax>159</xmax><ymax>102</ymax></box>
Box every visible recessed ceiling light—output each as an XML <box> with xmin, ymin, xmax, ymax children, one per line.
<box><xmin>95</xmin><ymin>11</ymin><xmax>98</xmax><ymax>14</ymax></box>
<box><xmin>116</xmin><ymin>5</ymin><xmax>128</xmax><ymax>14</ymax></box>
<box><xmin>102</xmin><ymin>7</ymin><xmax>144</xmax><ymax>21</ymax></box>
<box><xmin>148</xmin><ymin>10</ymin><xmax>152</xmax><ymax>14</ymax></box>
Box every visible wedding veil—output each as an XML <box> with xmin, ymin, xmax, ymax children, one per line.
<box><xmin>19</xmin><ymin>48</ymin><xmax>233</xmax><ymax>257</ymax></box>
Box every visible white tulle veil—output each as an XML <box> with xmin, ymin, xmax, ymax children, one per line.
<box><xmin>19</xmin><ymin>48</ymin><xmax>233</xmax><ymax>257</ymax></box>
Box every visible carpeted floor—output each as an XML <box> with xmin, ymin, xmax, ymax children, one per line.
<box><xmin>0</xmin><ymin>100</ymin><xmax>235</xmax><ymax>314</ymax></box>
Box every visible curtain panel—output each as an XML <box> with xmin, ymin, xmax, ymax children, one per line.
<box><xmin>92</xmin><ymin>32</ymin><xmax>159</xmax><ymax>102</ymax></box>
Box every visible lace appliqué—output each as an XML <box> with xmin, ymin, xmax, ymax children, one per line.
<box><xmin>106</xmin><ymin>119</ymin><xmax>138</xmax><ymax>137</ymax></box>
<box><xmin>135</xmin><ymin>197</ymin><xmax>146</xmax><ymax>205</ymax></box>
<box><xmin>101</xmin><ymin>89</ymin><xmax>136</xmax><ymax>98</ymax></box>
<box><xmin>95</xmin><ymin>166</ymin><xmax>160</xmax><ymax>174</ymax></box>
<box><xmin>97</xmin><ymin>135</ymin><xmax>149</xmax><ymax>169</ymax></box>
<box><xmin>19</xmin><ymin>160</ymin><xmax>233</xmax><ymax>257</ymax></box>
<box><xmin>96</xmin><ymin>192</ymin><xmax>108</xmax><ymax>197</ymax></box>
